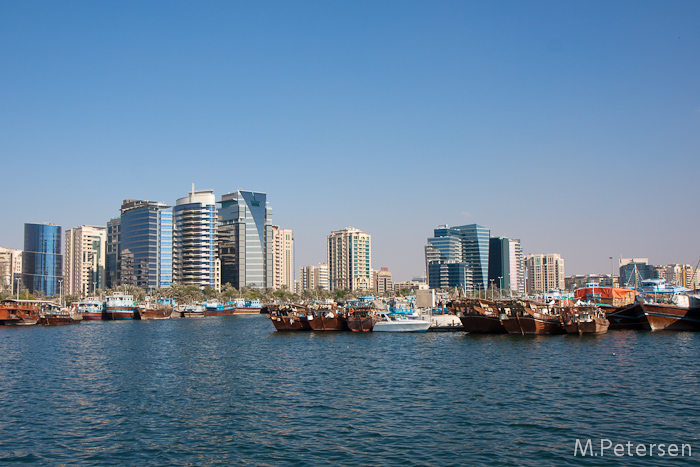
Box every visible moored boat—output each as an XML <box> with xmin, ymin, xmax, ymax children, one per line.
<box><xmin>0</xmin><ymin>299</ymin><xmax>41</xmax><ymax>325</ymax></box>
<box><xmin>307</xmin><ymin>305</ymin><xmax>348</xmax><ymax>331</ymax></box>
<box><xmin>104</xmin><ymin>292</ymin><xmax>136</xmax><ymax>320</ymax></box>
<box><xmin>268</xmin><ymin>305</ymin><xmax>312</xmax><ymax>331</ymax></box>
<box><xmin>39</xmin><ymin>303</ymin><xmax>82</xmax><ymax>325</ymax></box>
<box><xmin>203</xmin><ymin>299</ymin><xmax>236</xmax><ymax>316</ymax></box>
<box><xmin>500</xmin><ymin>300</ymin><xmax>564</xmax><ymax>335</ymax></box>
<box><xmin>633</xmin><ymin>279</ymin><xmax>700</xmax><ymax>331</ymax></box>
<box><xmin>180</xmin><ymin>303</ymin><xmax>205</xmax><ymax>318</ymax></box>
<box><xmin>78</xmin><ymin>298</ymin><xmax>105</xmax><ymax>321</ymax></box>
<box><xmin>559</xmin><ymin>304</ymin><xmax>609</xmax><ymax>335</ymax></box>
<box><xmin>447</xmin><ymin>299</ymin><xmax>507</xmax><ymax>333</ymax></box>
<box><xmin>606</xmin><ymin>303</ymin><xmax>644</xmax><ymax>330</ymax></box>
<box><xmin>635</xmin><ymin>295</ymin><xmax>700</xmax><ymax>331</ymax></box>
<box><xmin>373</xmin><ymin>313</ymin><xmax>431</xmax><ymax>332</ymax></box>
<box><xmin>235</xmin><ymin>299</ymin><xmax>262</xmax><ymax>314</ymax></box>
<box><xmin>344</xmin><ymin>306</ymin><xmax>377</xmax><ymax>332</ymax></box>
<box><xmin>137</xmin><ymin>298</ymin><xmax>174</xmax><ymax>320</ymax></box>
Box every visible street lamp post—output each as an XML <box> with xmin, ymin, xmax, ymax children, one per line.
<box><xmin>498</xmin><ymin>276</ymin><xmax>503</xmax><ymax>299</ymax></box>
<box><xmin>490</xmin><ymin>279</ymin><xmax>495</xmax><ymax>300</ymax></box>
<box><xmin>609</xmin><ymin>257</ymin><xmax>614</xmax><ymax>289</ymax></box>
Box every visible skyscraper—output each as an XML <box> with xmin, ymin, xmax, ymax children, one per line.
<box><xmin>271</xmin><ymin>225</ymin><xmax>294</xmax><ymax>291</ymax></box>
<box><xmin>488</xmin><ymin>237</ymin><xmax>524</xmax><ymax>295</ymax></box>
<box><xmin>173</xmin><ymin>188</ymin><xmax>217</xmax><ymax>288</ymax></box>
<box><xmin>454</xmin><ymin>224</ymin><xmax>490</xmax><ymax>289</ymax></box>
<box><xmin>218</xmin><ymin>190</ymin><xmax>273</xmax><ymax>290</ymax></box>
<box><xmin>118</xmin><ymin>200</ymin><xmax>173</xmax><ymax>291</ymax></box>
<box><xmin>64</xmin><ymin>225</ymin><xmax>106</xmax><ymax>296</ymax></box>
<box><xmin>327</xmin><ymin>227</ymin><xmax>371</xmax><ymax>292</ymax></box>
<box><xmin>425</xmin><ymin>224</ymin><xmax>490</xmax><ymax>290</ymax></box>
<box><xmin>22</xmin><ymin>223</ymin><xmax>62</xmax><ymax>296</ymax></box>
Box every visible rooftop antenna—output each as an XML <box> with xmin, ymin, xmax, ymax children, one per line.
<box><xmin>190</xmin><ymin>183</ymin><xmax>195</xmax><ymax>203</ymax></box>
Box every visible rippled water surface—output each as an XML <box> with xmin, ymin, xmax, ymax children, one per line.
<box><xmin>1</xmin><ymin>315</ymin><xmax>698</xmax><ymax>466</ymax></box>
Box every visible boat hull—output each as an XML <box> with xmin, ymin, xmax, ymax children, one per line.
<box><xmin>270</xmin><ymin>315</ymin><xmax>312</xmax><ymax>331</ymax></box>
<box><xmin>204</xmin><ymin>307</ymin><xmax>236</xmax><ymax>316</ymax></box>
<box><xmin>104</xmin><ymin>307</ymin><xmax>135</xmax><ymax>320</ymax></box>
<box><xmin>502</xmin><ymin>314</ymin><xmax>563</xmax><ymax>335</ymax></box>
<box><xmin>308</xmin><ymin>316</ymin><xmax>348</xmax><ymax>331</ymax></box>
<box><xmin>373</xmin><ymin>320</ymin><xmax>431</xmax><ymax>332</ymax></box>
<box><xmin>563</xmin><ymin>319</ymin><xmax>609</xmax><ymax>335</ymax></box>
<box><xmin>39</xmin><ymin>316</ymin><xmax>81</xmax><ymax>325</ymax></box>
<box><xmin>606</xmin><ymin>304</ymin><xmax>644</xmax><ymax>330</ymax></box>
<box><xmin>448</xmin><ymin>299</ymin><xmax>506</xmax><ymax>333</ymax></box>
<box><xmin>456</xmin><ymin>314</ymin><xmax>507</xmax><ymax>333</ymax></box>
<box><xmin>235</xmin><ymin>307</ymin><xmax>262</xmax><ymax>314</ymax></box>
<box><xmin>636</xmin><ymin>303</ymin><xmax>700</xmax><ymax>331</ymax></box>
<box><xmin>81</xmin><ymin>312</ymin><xmax>104</xmax><ymax>321</ymax></box>
<box><xmin>346</xmin><ymin>316</ymin><xmax>376</xmax><ymax>332</ymax></box>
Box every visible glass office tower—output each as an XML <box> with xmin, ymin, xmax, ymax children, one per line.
<box><xmin>23</xmin><ymin>223</ymin><xmax>62</xmax><ymax>296</ymax></box>
<box><xmin>425</xmin><ymin>224</ymin><xmax>489</xmax><ymax>290</ymax></box>
<box><xmin>218</xmin><ymin>190</ymin><xmax>272</xmax><ymax>289</ymax></box>
<box><xmin>119</xmin><ymin>200</ymin><xmax>173</xmax><ymax>291</ymax></box>
<box><xmin>453</xmin><ymin>224</ymin><xmax>490</xmax><ymax>290</ymax></box>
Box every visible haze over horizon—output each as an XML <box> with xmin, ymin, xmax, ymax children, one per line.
<box><xmin>2</xmin><ymin>1</ymin><xmax>699</xmax><ymax>281</ymax></box>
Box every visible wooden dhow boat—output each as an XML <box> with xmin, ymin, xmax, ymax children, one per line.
<box><xmin>104</xmin><ymin>292</ymin><xmax>136</xmax><ymax>320</ymax></box>
<box><xmin>78</xmin><ymin>298</ymin><xmax>105</xmax><ymax>320</ymax></box>
<box><xmin>38</xmin><ymin>303</ymin><xmax>82</xmax><ymax>325</ymax></box>
<box><xmin>306</xmin><ymin>305</ymin><xmax>348</xmax><ymax>331</ymax></box>
<box><xmin>267</xmin><ymin>304</ymin><xmax>312</xmax><ymax>331</ymax></box>
<box><xmin>635</xmin><ymin>295</ymin><xmax>700</xmax><ymax>331</ymax></box>
<box><xmin>137</xmin><ymin>300</ymin><xmax>173</xmax><ymax>320</ymax></box>
<box><xmin>0</xmin><ymin>299</ymin><xmax>40</xmax><ymax>325</ymax></box>
<box><xmin>559</xmin><ymin>304</ymin><xmax>609</xmax><ymax>335</ymax></box>
<box><xmin>500</xmin><ymin>300</ymin><xmax>564</xmax><ymax>335</ymax></box>
<box><xmin>344</xmin><ymin>306</ymin><xmax>377</xmax><ymax>332</ymax></box>
<box><xmin>447</xmin><ymin>299</ymin><xmax>506</xmax><ymax>333</ymax></box>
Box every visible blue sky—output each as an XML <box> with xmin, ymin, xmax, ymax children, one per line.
<box><xmin>1</xmin><ymin>0</ymin><xmax>699</xmax><ymax>280</ymax></box>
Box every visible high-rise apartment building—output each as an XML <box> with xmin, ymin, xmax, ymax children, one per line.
<box><xmin>117</xmin><ymin>200</ymin><xmax>173</xmax><ymax>291</ymax></box>
<box><xmin>525</xmin><ymin>254</ymin><xmax>565</xmax><ymax>293</ymax></box>
<box><xmin>300</xmin><ymin>263</ymin><xmax>329</xmax><ymax>291</ymax></box>
<box><xmin>22</xmin><ymin>223</ymin><xmax>62</xmax><ymax>296</ymax></box>
<box><xmin>373</xmin><ymin>268</ymin><xmax>393</xmax><ymax>295</ymax></box>
<box><xmin>0</xmin><ymin>247</ymin><xmax>22</xmax><ymax>294</ymax></box>
<box><xmin>271</xmin><ymin>225</ymin><xmax>294</xmax><ymax>290</ymax></box>
<box><xmin>488</xmin><ymin>237</ymin><xmax>525</xmax><ymax>295</ymax></box>
<box><xmin>64</xmin><ymin>225</ymin><xmax>106</xmax><ymax>296</ymax></box>
<box><xmin>218</xmin><ymin>190</ymin><xmax>273</xmax><ymax>290</ymax></box>
<box><xmin>327</xmin><ymin>227</ymin><xmax>371</xmax><ymax>292</ymax></box>
<box><xmin>173</xmin><ymin>188</ymin><xmax>217</xmax><ymax>288</ymax></box>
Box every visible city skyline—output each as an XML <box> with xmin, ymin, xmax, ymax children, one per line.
<box><xmin>2</xmin><ymin>1</ymin><xmax>699</xmax><ymax>280</ymax></box>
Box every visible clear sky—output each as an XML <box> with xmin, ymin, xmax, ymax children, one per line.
<box><xmin>1</xmin><ymin>0</ymin><xmax>699</xmax><ymax>281</ymax></box>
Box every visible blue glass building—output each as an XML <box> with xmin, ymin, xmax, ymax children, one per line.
<box><xmin>218</xmin><ymin>190</ymin><xmax>272</xmax><ymax>289</ymax></box>
<box><xmin>453</xmin><ymin>224</ymin><xmax>490</xmax><ymax>289</ymax></box>
<box><xmin>425</xmin><ymin>224</ymin><xmax>490</xmax><ymax>290</ymax></box>
<box><xmin>22</xmin><ymin>223</ymin><xmax>62</xmax><ymax>296</ymax></box>
<box><xmin>118</xmin><ymin>200</ymin><xmax>173</xmax><ymax>290</ymax></box>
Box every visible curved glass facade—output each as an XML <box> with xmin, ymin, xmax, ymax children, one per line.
<box><xmin>120</xmin><ymin>201</ymin><xmax>173</xmax><ymax>290</ymax></box>
<box><xmin>23</xmin><ymin>223</ymin><xmax>62</xmax><ymax>296</ymax></box>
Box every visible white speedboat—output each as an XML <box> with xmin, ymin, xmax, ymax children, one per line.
<box><xmin>373</xmin><ymin>313</ymin><xmax>432</xmax><ymax>333</ymax></box>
